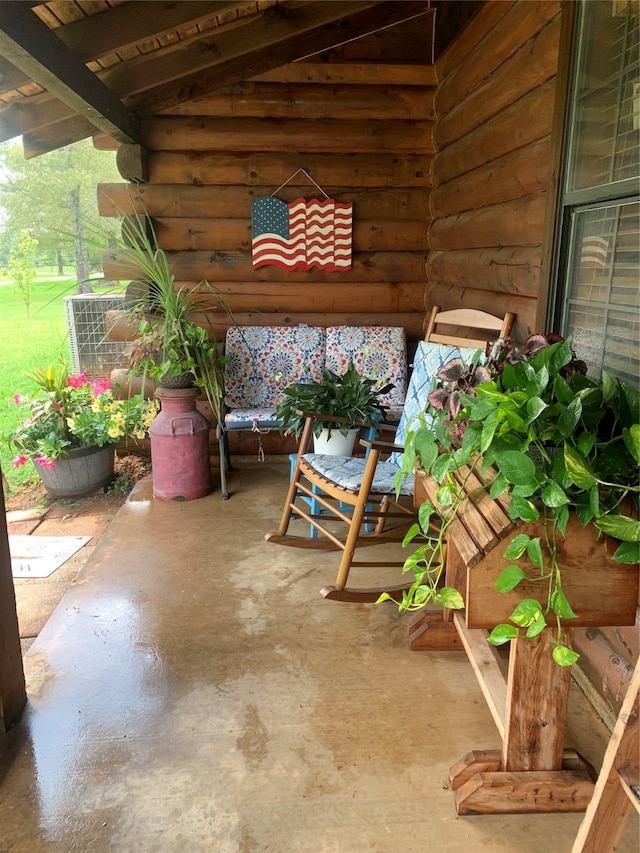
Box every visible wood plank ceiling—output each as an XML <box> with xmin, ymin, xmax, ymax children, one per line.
<box><xmin>0</xmin><ymin>0</ymin><xmax>440</xmax><ymax>159</ymax></box>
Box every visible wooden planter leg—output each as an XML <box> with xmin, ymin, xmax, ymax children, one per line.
<box><xmin>451</xmin><ymin>631</ymin><xmax>596</xmax><ymax>815</ymax></box>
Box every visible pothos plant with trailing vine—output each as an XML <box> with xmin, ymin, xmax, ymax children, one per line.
<box><xmin>380</xmin><ymin>335</ymin><xmax>640</xmax><ymax>666</ymax></box>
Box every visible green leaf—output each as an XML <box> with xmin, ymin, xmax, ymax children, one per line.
<box><xmin>417</xmin><ymin>501</ymin><xmax>435</xmax><ymax>534</ymax></box>
<box><xmin>589</xmin><ymin>484</ymin><xmax>600</xmax><ymax>520</ymax></box>
<box><xmin>487</xmin><ymin>624</ymin><xmax>519</xmax><ymax>645</ymax></box>
<box><xmin>402</xmin><ymin>523</ymin><xmax>422</xmax><ymax>547</ymax></box>
<box><xmin>526</xmin><ymin>396</ymin><xmax>548</xmax><ymax>424</ymax></box>
<box><xmin>504</xmin><ymin>533</ymin><xmax>530</xmax><ymax>560</ymax></box>
<box><xmin>436</xmin><ymin>587</ymin><xmax>464</xmax><ymax>609</ymax></box>
<box><xmin>495</xmin><ymin>565</ymin><xmax>526</xmax><ymax>592</ymax></box>
<box><xmin>489</xmin><ymin>472</ymin><xmax>508</xmax><ymax>500</ymax></box>
<box><xmin>541</xmin><ymin>480</ymin><xmax>570</xmax><ymax>508</ymax></box>
<box><xmin>526</xmin><ymin>366</ymin><xmax>550</xmax><ymax>399</ymax></box>
<box><xmin>495</xmin><ymin>450</ymin><xmax>536</xmax><ymax>486</ymax></box>
<box><xmin>595</xmin><ymin>515</ymin><xmax>640</xmax><ymax>542</ymax></box>
<box><xmin>552</xmin><ymin>645</ymin><xmax>580</xmax><ymax>666</ymax></box>
<box><xmin>564</xmin><ymin>444</ymin><xmax>598</xmax><ymax>489</ymax></box>
<box><xmin>509</xmin><ymin>598</ymin><xmax>544</xmax><ymax>628</ymax></box>
<box><xmin>623</xmin><ymin>424</ymin><xmax>640</xmax><ymax>464</ymax></box>
<box><xmin>432</xmin><ymin>453</ymin><xmax>451</xmax><ymax>484</ymax></box>
<box><xmin>555</xmin><ymin>504</ymin><xmax>570</xmax><ymax>537</ymax></box>
<box><xmin>480</xmin><ymin>408</ymin><xmax>501</xmax><ymax>454</ymax></box>
<box><xmin>508</xmin><ymin>495</ymin><xmax>540</xmax><ymax>523</ymax></box>
<box><xmin>576</xmin><ymin>431</ymin><xmax>595</xmax><ymax>456</ymax></box>
<box><xmin>526</xmin><ymin>537</ymin><xmax>544</xmax><ymax>568</ymax></box>
<box><xmin>551</xmin><ymin>587</ymin><xmax>578</xmax><ymax>619</ymax></box>
<box><xmin>526</xmin><ymin>612</ymin><xmax>547</xmax><ymax>638</ymax></box>
<box><xmin>436</xmin><ymin>484</ymin><xmax>453</xmax><ymax>506</ymax></box>
<box><xmin>600</xmin><ymin>369</ymin><xmax>616</xmax><ymax>404</ymax></box>
<box><xmin>612</xmin><ymin>540</ymin><xmax>640</xmax><ymax>564</ymax></box>
<box><xmin>557</xmin><ymin>396</ymin><xmax>583</xmax><ymax>438</ymax></box>
<box><xmin>414</xmin><ymin>430</ymin><xmax>439</xmax><ymax>472</ymax></box>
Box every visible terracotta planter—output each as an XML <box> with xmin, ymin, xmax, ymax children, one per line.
<box><xmin>36</xmin><ymin>444</ymin><xmax>115</xmax><ymax>497</ymax></box>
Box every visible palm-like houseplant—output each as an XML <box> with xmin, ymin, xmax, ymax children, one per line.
<box><xmin>84</xmin><ymin>210</ymin><xmax>231</xmax><ymax>426</ymax></box>
<box><xmin>384</xmin><ymin>335</ymin><xmax>639</xmax><ymax>666</ymax></box>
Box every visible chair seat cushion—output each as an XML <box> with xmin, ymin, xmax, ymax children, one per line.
<box><xmin>302</xmin><ymin>454</ymin><xmax>413</xmax><ymax>496</ymax></box>
<box><xmin>225</xmin><ymin>408</ymin><xmax>280</xmax><ymax>429</ymax></box>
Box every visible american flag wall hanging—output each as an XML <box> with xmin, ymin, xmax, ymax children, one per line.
<box><xmin>251</xmin><ymin>195</ymin><xmax>353</xmax><ymax>271</ymax></box>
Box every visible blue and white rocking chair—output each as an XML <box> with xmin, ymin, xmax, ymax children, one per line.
<box><xmin>265</xmin><ymin>307</ymin><xmax>515</xmax><ymax>602</ymax></box>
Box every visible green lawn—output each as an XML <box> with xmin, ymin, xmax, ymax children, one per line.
<box><xmin>0</xmin><ymin>276</ymin><xmax>100</xmax><ymax>493</ymax></box>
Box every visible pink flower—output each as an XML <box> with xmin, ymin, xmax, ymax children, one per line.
<box><xmin>91</xmin><ymin>378</ymin><xmax>112</xmax><ymax>396</ymax></box>
<box><xmin>54</xmin><ymin>402</ymin><xmax>62</xmax><ymax>411</ymax></box>
<box><xmin>13</xmin><ymin>394</ymin><xmax>23</xmax><ymax>405</ymax></box>
<box><xmin>67</xmin><ymin>372</ymin><xmax>88</xmax><ymax>388</ymax></box>
<box><xmin>35</xmin><ymin>455</ymin><xmax>56</xmax><ymax>470</ymax></box>
<box><xmin>11</xmin><ymin>455</ymin><xmax>27</xmax><ymax>467</ymax></box>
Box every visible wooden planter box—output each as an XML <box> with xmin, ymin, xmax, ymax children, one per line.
<box><xmin>412</xmin><ymin>467</ymin><xmax>640</xmax><ymax>817</ymax></box>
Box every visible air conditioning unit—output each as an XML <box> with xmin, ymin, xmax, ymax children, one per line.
<box><xmin>64</xmin><ymin>293</ymin><xmax>127</xmax><ymax>379</ymax></box>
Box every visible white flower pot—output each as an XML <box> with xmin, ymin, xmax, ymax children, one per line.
<box><xmin>313</xmin><ymin>428</ymin><xmax>359</xmax><ymax>456</ymax></box>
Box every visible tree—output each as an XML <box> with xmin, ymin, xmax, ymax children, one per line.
<box><xmin>0</xmin><ymin>139</ymin><xmax>121</xmax><ymax>290</ymax></box>
<box><xmin>9</xmin><ymin>229</ymin><xmax>38</xmax><ymax>316</ymax></box>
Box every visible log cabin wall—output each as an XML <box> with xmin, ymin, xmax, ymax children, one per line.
<box><xmin>428</xmin><ymin>0</ymin><xmax>562</xmax><ymax>343</ymax></box>
<box><xmin>98</xmin><ymin>18</ymin><xmax>436</xmax><ymax>349</ymax></box>
<box><xmin>431</xmin><ymin>0</ymin><xmax>638</xmax><ymax>728</ymax></box>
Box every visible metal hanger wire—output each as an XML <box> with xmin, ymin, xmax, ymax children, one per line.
<box><xmin>271</xmin><ymin>168</ymin><xmax>330</xmax><ymax>199</ymax></box>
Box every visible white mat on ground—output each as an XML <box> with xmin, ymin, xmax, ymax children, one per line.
<box><xmin>9</xmin><ymin>535</ymin><xmax>91</xmax><ymax>578</ymax></box>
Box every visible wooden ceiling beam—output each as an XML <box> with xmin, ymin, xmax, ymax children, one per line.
<box><xmin>0</xmin><ymin>1</ymin><xmax>244</xmax><ymax>98</ymax></box>
<box><xmin>0</xmin><ymin>2</ymin><xmax>140</xmax><ymax>144</ymax></box>
<box><xmin>21</xmin><ymin>0</ymin><xmax>434</xmax><ymax>157</ymax></box>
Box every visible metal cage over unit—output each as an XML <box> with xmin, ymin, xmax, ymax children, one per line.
<box><xmin>64</xmin><ymin>293</ymin><xmax>126</xmax><ymax>379</ymax></box>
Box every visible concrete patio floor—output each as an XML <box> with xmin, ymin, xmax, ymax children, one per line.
<box><xmin>0</xmin><ymin>459</ymin><xmax>638</xmax><ymax>852</ymax></box>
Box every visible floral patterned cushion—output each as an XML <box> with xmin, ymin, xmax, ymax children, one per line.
<box><xmin>224</xmin><ymin>325</ymin><xmax>327</xmax><ymax>410</ymax></box>
<box><xmin>325</xmin><ymin>325</ymin><xmax>407</xmax><ymax>410</ymax></box>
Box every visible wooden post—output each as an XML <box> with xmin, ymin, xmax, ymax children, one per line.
<box><xmin>0</xmin><ymin>473</ymin><xmax>27</xmax><ymax>732</ymax></box>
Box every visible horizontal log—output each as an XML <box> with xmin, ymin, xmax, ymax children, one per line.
<box><xmin>97</xmin><ymin>183</ymin><xmax>431</xmax><ymax>222</ymax></box>
<box><xmin>187</xmin><ymin>280</ymin><xmax>426</xmax><ymax>314</ymax></box>
<box><xmin>437</xmin><ymin>16</ymin><xmax>561</xmax><ymax>149</ymax></box>
<box><xmin>431</xmin><ymin>138</ymin><xmax>551</xmax><ymax>218</ymax></box>
<box><xmin>436</xmin><ymin>0</ymin><xmax>560</xmax><ymax>117</ymax></box>
<box><xmin>103</xmin><ymin>249</ymin><xmax>427</xmax><ymax>284</ymax></box>
<box><xmin>425</xmin><ymin>282</ymin><xmax>537</xmax><ymax>341</ymax></box>
<box><xmin>145</xmin><ymin>151</ymin><xmax>432</xmax><ymax>188</ymax></box>
<box><xmin>159</xmin><ymin>82</ymin><xmax>435</xmax><ymax>120</ymax></box>
<box><xmin>429</xmin><ymin>194</ymin><xmax>547</xmax><ymax>251</ymax></box>
<box><xmin>437</xmin><ymin>1</ymin><xmax>516</xmax><ymax>81</ymax></box>
<box><xmin>427</xmin><ymin>248</ymin><xmax>541</xmax><ymax>298</ymax></box>
<box><xmin>141</xmin><ymin>116</ymin><xmax>435</xmax><ymax>155</ymax></box>
<box><xmin>434</xmin><ymin>78</ymin><xmax>556</xmax><ymax>185</ymax></box>
<box><xmin>152</xmin><ymin>217</ymin><xmax>428</xmax><ymax>253</ymax></box>
<box><xmin>105</xmin><ymin>309</ymin><xmax>427</xmax><ymax>343</ymax></box>
<box><xmin>251</xmin><ymin>61</ymin><xmax>438</xmax><ymax>87</ymax></box>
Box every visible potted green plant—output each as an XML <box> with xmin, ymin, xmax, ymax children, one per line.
<box><xmin>383</xmin><ymin>334</ymin><xmax>639</xmax><ymax>666</ymax></box>
<box><xmin>91</xmin><ymin>211</ymin><xmax>231</xmax><ymax>426</ymax></box>
<box><xmin>274</xmin><ymin>360</ymin><xmax>393</xmax><ymax>454</ymax></box>
<box><xmin>9</xmin><ymin>360</ymin><xmax>156</xmax><ymax>497</ymax></box>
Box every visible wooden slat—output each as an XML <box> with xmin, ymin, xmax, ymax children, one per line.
<box><xmin>426</xmin><ymin>247</ymin><xmax>541</xmax><ymax>299</ymax></box>
<box><xmin>453</xmin><ymin>613</ymin><xmax>508</xmax><ymax>739</ymax></box>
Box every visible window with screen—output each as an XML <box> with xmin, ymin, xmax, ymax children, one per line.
<box><xmin>555</xmin><ymin>0</ymin><xmax>639</xmax><ymax>384</ymax></box>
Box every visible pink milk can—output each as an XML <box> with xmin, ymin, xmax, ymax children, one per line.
<box><xmin>150</xmin><ymin>387</ymin><xmax>212</xmax><ymax>501</ymax></box>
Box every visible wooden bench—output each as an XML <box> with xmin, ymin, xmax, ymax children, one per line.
<box><xmin>410</xmin><ymin>466</ymin><xmax>639</xmax><ymax>817</ymax></box>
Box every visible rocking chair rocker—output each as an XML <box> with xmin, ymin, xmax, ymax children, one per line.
<box><xmin>265</xmin><ymin>307</ymin><xmax>515</xmax><ymax>602</ymax></box>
